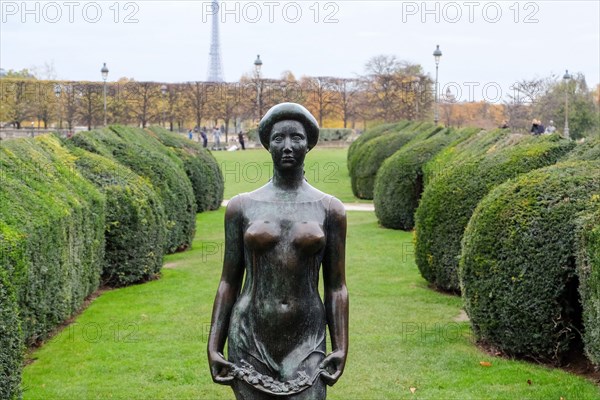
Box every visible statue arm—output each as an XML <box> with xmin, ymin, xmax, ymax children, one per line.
<box><xmin>207</xmin><ymin>195</ymin><xmax>245</xmax><ymax>384</ymax></box>
<box><xmin>321</xmin><ymin>197</ymin><xmax>348</xmax><ymax>386</ymax></box>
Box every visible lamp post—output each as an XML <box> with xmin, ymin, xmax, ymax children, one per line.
<box><xmin>160</xmin><ymin>84</ymin><xmax>168</xmax><ymax>129</ymax></box>
<box><xmin>563</xmin><ymin>69</ymin><xmax>571</xmax><ymax>139</ymax></box>
<box><xmin>54</xmin><ymin>83</ymin><xmax>62</xmax><ymax>132</ymax></box>
<box><xmin>433</xmin><ymin>45</ymin><xmax>442</xmax><ymax>125</ymax></box>
<box><xmin>101</xmin><ymin>63</ymin><xmax>109</xmax><ymax>126</ymax></box>
<box><xmin>254</xmin><ymin>54</ymin><xmax>263</xmax><ymax>120</ymax></box>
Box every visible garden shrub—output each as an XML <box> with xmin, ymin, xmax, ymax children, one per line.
<box><xmin>459</xmin><ymin>161</ymin><xmax>600</xmax><ymax>362</ymax></box>
<box><xmin>64</xmin><ymin>145</ymin><xmax>168</xmax><ymax>286</ymax></box>
<box><xmin>374</xmin><ymin>127</ymin><xmax>480</xmax><ymax>230</ymax></box>
<box><xmin>0</xmin><ymin>257</ymin><xmax>23</xmax><ymax>400</ymax></box>
<box><xmin>347</xmin><ymin>121</ymin><xmax>412</xmax><ymax>172</ymax></box>
<box><xmin>70</xmin><ymin>126</ymin><xmax>196</xmax><ymax>253</ymax></box>
<box><xmin>350</xmin><ymin>123</ymin><xmax>440</xmax><ymax>199</ymax></box>
<box><xmin>566</xmin><ymin>136</ymin><xmax>600</xmax><ymax>162</ymax></box>
<box><xmin>415</xmin><ymin>134</ymin><xmax>576</xmax><ymax>292</ymax></box>
<box><xmin>146</xmin><ymin>126</ymin><xmax>224</xmax><ymax>212</ymax></box>
<box><xmin>422</xmin><ymin>128</ymin><xmax>513</xmax><ymax>185</ymax></box>
<box><xmin>576</xmin><ymin>210</ymin><xmax>600</xmax><ymax>366</ymax></box>
<box><xmin>0</xmin><ymin>134</ymin><xmax>105</xmax><ymax>344</ymax></box>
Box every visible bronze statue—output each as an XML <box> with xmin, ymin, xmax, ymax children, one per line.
<box><xmin>208</xmin><ymin>103</ymin><xmax>349</xmax><ymax>399</ymax></box>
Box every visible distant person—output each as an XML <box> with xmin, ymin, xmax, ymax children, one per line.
<box><xmin>238</xmin><ymin>131</ymin><xmax>245</xmax><ymax>150</ymax></box>
<box><xmin>188</xmin><ymin>129</ymin><xmax>193</xmax><ymax>140</ymax></box>
<box><xmin>530</xmin><ymin>119</ymin><xmax>541</xmax><ymax>135</ymax></box>
<box><xmin>213</xmin><ymin>127</ymin><xmax>221</xmax><ymax>150</ymax></box>
<box><xmin>200</xmin><ymin>126</ymin><xmax>208</xmax><ymax>148</ymax></box>
<box><xmin>545</xmin><ymin>120</ymin><xmax>556</xmax><ymax>134</ymax></box>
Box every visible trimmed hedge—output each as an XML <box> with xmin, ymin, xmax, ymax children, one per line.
<box><xmin>0</xmin><ymin>260</ymin><xmax>22</xmax><ymax>400</ymax></box>
<box><xmin>577</xmin><ymin>210</ymin><xmax>600</xmax><ymax>366</ymax></box>
<box><xmin>460</xmin><ymin>161</ymin><xmax>600</xmax><ymax>362</ymax></box>
<box><xmin>347</xmin><ymin>121</ymin><xmax>412</xmax><ymax>172</ymax></box>
<box><xmin>146</xmin><ymin>126</ymin><xmax>224</xmax><ymax>212</ymax></box>
<box><xmin>0</xmin><ymin>134</ymin><xmax>105</xmax><ymax>344</ymax></box>
<box><xmin>70</xmin><ymin>126</ymin><xmax>196</xmax><ymax>253</ymax></box>
<box><xmin>415</xmin><ymin>134</ymin><xmax>576</xmax><ymax>292</ymax></box>
<box><xmin>566</xmin><ymin>137</ymin><xmax>600</xmax><ymax>162</ymax></box>
<box><xmin>64</xmin><ymin>145</ymin><xmax>168</xmax><ymax>286</ymax></box>
<box><xmin>350</xmin><ymin>123</ymin><xmax>439</xmax><ymax>199</ymax></box>
<box><xmin>374</xmin><ymin>127</ymin><xmax>480</xmax><ymax>230</ymax></box>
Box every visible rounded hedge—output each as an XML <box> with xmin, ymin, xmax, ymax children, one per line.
<box><xmin>350</xmin><ymin>123</ymin><xmax>440</xmax><ymax>199</ymax></box>
<box><xmin>0</xmin><ymin>261</ymin><xmax>23</xmax><ymax>400</ymax></box>
<box><xmin>0</xmin><ymin>134</ymin><xmax>105</xmax><ymax>344</ymax></box>
<box><xmin>415</xmin><ymin>134</ymin><xmax>576</xmax><ymax>292</ymax></box>
<box><xmin>566</xmin><ymin>136</ymin><xmax>600</xmax><ymax>162</ymax></box>
<box><xmin>347</xmin><ymin>121</ymin><xmax>412</xmax><ymax>172</ymax></box>
<box><xmin>65</xmin><ymin>145</ymin><xmax>168</xmax><ymax>286</ymax></box>
<box><xmin>460</xmin><ymin>161</ymin><xmax>600</xmax><ymax>362</ymax></box>
<box><xmin>70</xmin><ymin>126</ymin><xmax>196</xmax><ymax>253</ymax></box>
<box><xmin>374</xmin><ymin>127</ymin><xmax>480</xmax><ymax>230</ymax></box>
<box><xmin>147</xmin><ymin>126</ymin><xmax>224</xmax><ymax>212</ymax></box>
<box><xmin>576</xmin><ymin>210</ymin><xmax>600</xmax><ymax>366</ymax></box>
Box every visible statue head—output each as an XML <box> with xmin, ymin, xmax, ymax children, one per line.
<box><xmin>258</xmin><ymin>103</ymin><xmax>320</xmax><ymax>152</ymax></box>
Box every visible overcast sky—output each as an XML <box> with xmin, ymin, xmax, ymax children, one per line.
<box><xmin>1</xmin><ymin>1</ymin><xmax>599</xmax><ymax>102</ymax></box>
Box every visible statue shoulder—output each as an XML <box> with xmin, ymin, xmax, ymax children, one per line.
<box><xmin>225</xmin><ymin>194</ymin><xmax>246</xmax><ymax>219</ymax></box>
<box><xmin>327</xmin><ymin>196</ymin><xmax>346</xmax><ymax>221</ymax></box>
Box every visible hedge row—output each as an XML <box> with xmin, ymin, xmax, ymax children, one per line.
<box><xmin>65</xmin><ymin>145</ymin><xmax>168</xmax><ymax>286</ymax></box>
<box><xmin>566</xmin><ymin>136</ymin><xmax>600</xmax><ymax>162</ymax></box>
<box><xmin>147</xmin><ymin>126</ymin><xmax>224</xmax><ymax>212</ymax></box>
<box><xmin>577</xmin><ymin>209</ymin><xmax>600</xmax><ymax>366</ymax></box>
<box><xmin>0</xmin><ymin>135</ymin><xmax>106</xmax><ymax>344</ymax></box>
<box><xmin>374</xmin><ymin>127</ymin><xmax>481</xmax><ymax>230</ymax></box>
<box><xmin>415</xmin><ymin>134</ymin><xmax>576</xmax><ymax>292</ymax></box>
<box><xmin>70</xmin><ymin>126</ymin><xmax>197</xmax><ymax>253</ymax></box>
<box><xmin>0</xmin><ymin>261</ymin><xmax>22</xmax><ymax>400</ymax></box>
<box><xmin>460</xmin><ymin>161</ymin><xmax>600</xmax><ymax>362</ymax></box>
<box><xmin>346</xmin><ymin>121</ymin><xmax>412</xmax><ymax>172</ymax></box>
<box><xmin>350</xmin><ymin>123</ymin><xmax>439</xmax><ymax>199</ymax></box>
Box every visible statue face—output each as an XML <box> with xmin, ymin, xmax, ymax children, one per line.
<box><xmin>269</xmin><ymin>120</ymin><xmax>308</xmax><ymax>170</ymax></box>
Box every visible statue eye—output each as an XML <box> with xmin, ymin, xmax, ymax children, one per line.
<box><xmin>292</xmin><ymin>135</ymin><xmax>303</xmax><ymax>142</ymax></box>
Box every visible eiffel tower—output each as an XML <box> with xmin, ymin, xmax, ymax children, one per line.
<box><xmin>207</xmin><ymin>0</ymin><xmax>224</xmax><ymax>82</ymax></box>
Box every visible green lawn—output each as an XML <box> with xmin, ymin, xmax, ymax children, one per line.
<box><xmin>22</xmin><ymin>148</ymin><xmax>600</xmax><ymax>399</ymax></box>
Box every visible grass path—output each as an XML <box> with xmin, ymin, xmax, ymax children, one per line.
<box><xmin>22</xmin><ymin>149</ymin><xmax>600</xmax><ymax>399</ymax></box>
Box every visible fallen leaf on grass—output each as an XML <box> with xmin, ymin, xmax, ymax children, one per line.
<box><xmin>527</xmin><ymin>379</ymin><xmax>532</xmax><ymax>385</ymax></box>
<box><xmin>479</xmin><ymin>361</ymin><xmax>492</xmax><ymax>367</ymax></box>
<box><xmin>409</xmin><ymin>387</ymin><xmax>417</xmax><ymax>394</ymax></box>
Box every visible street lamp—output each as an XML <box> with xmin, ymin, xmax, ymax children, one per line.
<box><xmin>160</xmin><ymin>84</ymin><xmax>168</xmax><ymax>129</ymax></box>
<box><xmin>54</xmin><ymin>84</ymin><xmax>62</xmax><ymax>131</ymax></box>
<box><xmin>101</xmin><ymin>62</ymin><xmax>109</xmax><ymax>126</ymax></box>
<box><xmin>254</xmin><ymin>54</ymin><xmax>263</xmax><ymax>120</ymax></box>
<box><xmin>433</xmin><ymin>45</ymin><xmax>442</xmax><ymax>125</ymax></box>
<box><xmin>563</xmin><ymin>69</ymin><xmax>571</xmax><ymax>139</ymax></box>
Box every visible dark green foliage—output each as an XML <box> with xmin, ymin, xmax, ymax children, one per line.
<box><xmin>350</xmin><ymin>123</ymin><xmax>439</xmax><ymax>199</ymax></box>
<box><xmin>576</xmin><ymin>210</ymin><xmax>600</xmax><ymax>366</ymax></box>
<box><xmin>460</xmin><ymin>161</ymin><xmax>600</xmax><ymax>362</ymax></box>
<box><xmin>70</xmin><ymin>126</ymin><xmax>196</xmax><ymax>253</ymax></box>
<box><xmin>415</xmin><ymin>134</ymin><xmax>576</xmax><ymax>292</ymax></box>
<box><xmin>346</xmin><ymin>121</ymin><xmax>412</xmax><ymax>171</ymax></box>
<box><xmin>374</xmin><ymin>127</ymin><xmax>480</xmax><ymax>230</ymax></box>
<box><xmin>566</xmin><ymin>136</ymin><xmax>600</xmax><ymax>162</ymax></box>
<box><xmin>0</xmin><ymin>135</ymin><xmax>105</xmax><ymax>344</ymax></box>
<box><xmin>64</xmin><ymin>145</ymin><xmax>168</xmax><ymax>286</ymax></box>
<box><xmin>146</xmin><ymin>126</ymin><xmax>224</xmax><ymax>212</ymax></box>
<box><xmin>0</xmin><ymin>261</ymin><xmax>23</xmax><ymax>400</ymax></box>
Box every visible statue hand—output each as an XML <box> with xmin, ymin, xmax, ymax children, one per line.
<box><xmin>208</xmin><ymin>351</ymin><xmax>235</xmax><ymax>385</ymax></box>
<box><xmin>319</xmin><ymin>349</ymin><xmax>346</xmax><ymax>386</ymax></box>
